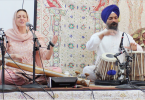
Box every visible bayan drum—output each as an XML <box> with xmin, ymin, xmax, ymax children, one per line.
<box><xmin>129</xmin><ymin>51</ymin><xmax>145</xmax><ymax>81</ymax></box>
<box><xmin>95</xmin><ymin>53</ymin><xmax>119</xmax><ymax>80</ymax></box>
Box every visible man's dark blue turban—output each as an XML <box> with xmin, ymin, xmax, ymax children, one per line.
<box><xmin>101</xmin><ymin>4</ymin><xmax>120</xmax><ymax>23</ymax></box>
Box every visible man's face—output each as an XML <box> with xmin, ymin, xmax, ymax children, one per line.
<box><xmin>106</xmin><ymin>13</ymin><xmax>119</xmax><ymax>31</ymax></box>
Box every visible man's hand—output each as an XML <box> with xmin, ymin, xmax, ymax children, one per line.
<box><xmin>99</xmin><ymin>29</ymin><xmax>117</xmax><ymax>40</ymax></box>
<box><xmin>104</xmin><ymin>29</ymin><xmax>117</xmax><ymax>36</ymax></box>
<box><xmin>124</xmin><ymin>43</ymin><xmax>137</xmax><ymax>51</ymax></box>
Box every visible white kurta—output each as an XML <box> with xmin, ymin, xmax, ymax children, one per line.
<box><xmin>83</xmin><ymin>29</ymin><xmax>143</xmax><ymax>81</ymax></box>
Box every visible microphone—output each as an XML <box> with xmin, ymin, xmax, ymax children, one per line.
<box><xmin>26</xmin><ymin>22</ymin><xmax>33</xmax><ymax>27</ymax></box>
<box><xmin>4</xmin><ymin>36</ymin><xmax>8</xmax><ymax>43</ymax></box>
<box><xmin>119</xmin><ymin>32</ymin><xmax>124</xmax><ymax>50</ymax></box>
<box><xmin>0</xmin><ymin>28</ymin><xmax>3</xmax><ymax>31</ymax></box>
<box><xmin>26</xmin><ymin>22</ymin><xmax>41</xmax><ymax>47</ymax></box>
<box><xmin>0</xmin><ymin>31</ymin><xmax>8</xmax><ymax>46</ymax></box>
<box><xmin>114</xmin><ymin>53</ymin><xmax>121</xmax><ymax>57</ymax></box>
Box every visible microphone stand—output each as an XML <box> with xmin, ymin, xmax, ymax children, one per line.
<box><xmin>115</xmin><ymin>47</ymin><xmax>138</xmax><ymax>89</ymax></box>
<box><xmin>22</xmin><ymin>26</ymin><xmax>46</xmax><ymax>88</ymax></box>
<box><xmin>0</xmin><ymin>30</ymin><xmax>17</xmax><ymax>91</ymax></box>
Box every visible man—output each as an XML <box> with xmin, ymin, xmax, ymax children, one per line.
<box><xmin>83</xmin><ymin>4</ymin><xmax>143</xmax><ymax>81</ymax></box>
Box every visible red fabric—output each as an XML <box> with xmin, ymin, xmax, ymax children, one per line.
<box><xmin>47</xmin><ymin>0</ymin><xmax>62</xmax><ymax>8</ymax></box>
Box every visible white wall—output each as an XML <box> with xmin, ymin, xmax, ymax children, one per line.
<box><xmin>0</xmin><ymin>0</ymin><xmax>34</xmax><ymax>31</ymax></box>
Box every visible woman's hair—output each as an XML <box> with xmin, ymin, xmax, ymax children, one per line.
<box><xmin>17</xmin><ymin>9</ymin><xmax>27</xmax><ymax>13</ymax></box>
<box><xmin>16</xmin><ymin>9</ymin><xmax>28</xmax><ymax>18</ymax></box>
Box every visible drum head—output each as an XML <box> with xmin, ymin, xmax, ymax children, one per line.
<box><xmin>101</xmin><ymin>53</ymin><xmax>117</xmax><ymax>62</ymax></box>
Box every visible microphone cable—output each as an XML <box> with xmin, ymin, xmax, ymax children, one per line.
<box><xmin>4</xmin><ymin>50</ymin><xmax>38</xmax><ymax>100</ymax></box>
<box><xmin>33</xmin><ymin>30</ymin><xmax>54</xmax><ymax>99</ymax></box>
<box><xmin>4</xmin><ymin>68</ymin><xmax>34</xmax><ymax>100</ymax></box>
<box><xmin>2</xmin><ymin>30</ymin><xmax>48</xmax><ymax>99</ymax></box>
<box><xmin>0</xmin><ymin>37</ymin><xmax>31</xmax><ymax>100</ymax></box>
<box><xmin>39</xmin><ymin>46</ymin><xmax>96</xmax><ymax>100</ymax></box>
<box><xmin>0</xmin><ymin>30</ymin><xmax>32</xmax><ymax>99</ymax></box>
<box><xmin>4</xmin><ymin>49</ymin><xmax>53</xmax><ymax>99</ymax></box>
<box><xmin>1</xmin><ymin>50</ymin><xmax>34</xmax><ymax>100</ymax></box>
<box><xmin>38</xmin><ymin>46</ymin><xmax>55</xmax><ymax>99</ymax></box>
<box><xmin>90</xmin><ymin>88</ymin><xmax>95</xmax><ymax>100</ymax></box>
<box><xmin>124</xmin><ymin>33</ymin><xmax>145</xmax><ymax>93</ymax></box>
<box><xmin>124</xmin><ymin>32</ymin><xmax>133</xmax><ymax>54</ymax></box>
<box><xmin>76</xmin><ymin>87</ymin><xmax>95</xmax><ymax>100</ymax></box>
<box><xmin>22</xmin><ymin>0</ymin><xmax>24</xmax><ymax>9</ymax></box>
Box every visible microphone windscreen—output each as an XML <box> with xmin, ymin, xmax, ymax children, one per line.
<box><xmin>26</xmin><ymin>22</ymin><xmax>31</xmax><ymax>27</ymax></box>
<box><xmin>0</xmin><ymin>28</ymin><xmax>3</xmax><ymax>31</ymax></box>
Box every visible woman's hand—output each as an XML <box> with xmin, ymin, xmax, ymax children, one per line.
<box><xmin>51</xmin><ymin>35</ymin><xmax>58</xmax><ymax>45</ymax></box>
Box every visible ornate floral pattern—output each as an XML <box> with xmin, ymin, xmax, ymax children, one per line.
<box><xmin>81</xmin><ymin>24</ymin><xmax>86</xmax><ymax>30</ymax></box>
<box><xmin>69</xmin><ymin>4</ymin><xmax>75</xmax><ymax>10</ymax></box>
<box><xmin>68</xmin><ymin>43</ymin><xmax>74</xmax><ymax>49</ymax></box>
<box><xmin>81</xmin><ymin>5</ymin><xmax>87</xmax><ymax>11</ymax></box>
<box><xmin>69</xmin><ymin>24</ymin><xmax>75</xmax><ymax>29</ymax></box>
<box><xmin>68</xmin><ymin>63</ymin><xmax>74</xmax><ymax>68</ymax></box>
<box><xmin>80</xmin><ymin>63</ymin><xmax>86</xmax><ymax>68</ymax></box>
<box><xmin>80</xmin><ymin>44</ymin><xmax>86</xmax><ymax>50</ymax></box>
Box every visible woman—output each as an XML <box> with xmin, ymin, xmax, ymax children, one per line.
<box><xmin>0</xmin><ymin>9</ymin><xmax>62</xmax><ymax>85</ymax></box>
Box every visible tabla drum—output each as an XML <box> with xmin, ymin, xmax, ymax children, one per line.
<box><xmin>94</xmin><ymin>53</ymin><xmax>119</xmax><ymax>80</ymax></box>
<box><xmin>129</xmin><ymin>51</ymin><xmax>145</xmax><ymax>81</ymax></box>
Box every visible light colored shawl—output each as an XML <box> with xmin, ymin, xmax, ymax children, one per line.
<box><xmin>5</xmin><ymin>10</ymin><xmax>44</xmax><ymax>67</ymax></box>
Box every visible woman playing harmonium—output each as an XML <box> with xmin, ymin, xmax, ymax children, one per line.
<box><xmin>0</xmin><ymin>9</ymin><xmax>62</xmax><ymax>85</ymax></box>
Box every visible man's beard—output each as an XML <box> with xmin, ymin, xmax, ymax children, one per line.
<box><xmin>107</xmin><ymin>22</ymin><xmax>118</xmax><ymax>31</ymax></box>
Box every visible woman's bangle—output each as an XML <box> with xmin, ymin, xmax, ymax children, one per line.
<box><xmin>49</xmin><ymin>41</ymin><xmax>54</xmax><ymax>47</ymax></box>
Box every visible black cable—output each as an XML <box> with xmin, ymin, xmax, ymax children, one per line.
<box><xmin>77</xmin><ymin>88</ymin><xmax>96</xmax><ymax>100</ymax></box>
<box><xmin>0</xmin><ymin>61</ymin><xmax>34</xmax><ymax>99</ymax></box>
<box><xmin>4</xmin><ymin>50</ymin><xmax>38</xmax><ymax>99</ymax></box>
<box><xmin>2</xmin><ymin>88</ymin><xmax>4</xmax><ymax>100</ymax></box>
<box><xmin>0</xmin><ymin>73</ymin><xmax>3</xmax><ymax>98</ymax></box>
<box><xmin>32</xmin><ymin>81</ymin><xmax>55</xmax><ymax>99</ymax></box>
<box><xmin>4</xmin><ymin>29</ymin><xmax>54</xmax><ymax>99</ymax></box>
<box><xmin>33</xmin><ymin>26</ymin><xmax>55</xmax><ymax>99</ymax></box>
<box><xmin>4</xmin><ymin>68</ymin><xmax>34</xmax><ymax>100</ymax></box>
<box><xmin>5</xmin><ymin>50</ymin><xmax>33</xmax><ymax>80</ymax></box>
<box><xmin>0</xmin><ymin>33</ymin><xmax>11</xmax><ymax>100</ymax></box>
<box><xmin>38</xmin><ymin>46</ymin><xmax>55</xmax><ymax>99</ymax></box>
<box><xmin>0</xmin><ymin>31</ymin><xmax>11</xmax><ymax>100</ymax></box>
<box><xmin>124</xmin><ymin>32</ymin><xmax>133</xmax><ymax>54</ymax></box>
<box><xmin>124</xmin><ymin>33</ymin><xmax>145</xmax><ymax>93</ymax></box>
<box><xmin>32</xmin><ymin>31</ymin><xmax>54</xmax><ymax>99</ymax></box>
<box><xmin>22</xmin><ymin>0</ymin><xmax>24</xmax><ymax>9</ymax></box>
<box><xmin>4</xmin><ymin>31</ymin><xmax>55</xmax><ymax>99</ymax></box>
<box><xmin>89</xmin><ymin>89</ymin><xmax>95</xmax><ymax>100</ymax></box>
<box><xmin>4</xmin><ymin>49</ymin><xmax>54</xmax><ymax>98</ymax></box>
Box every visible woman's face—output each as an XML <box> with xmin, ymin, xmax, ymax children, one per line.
<box><xmin>16</xmin><ymin>11</ymin><xmax>28</xmax><ymax>28</ymax></box>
